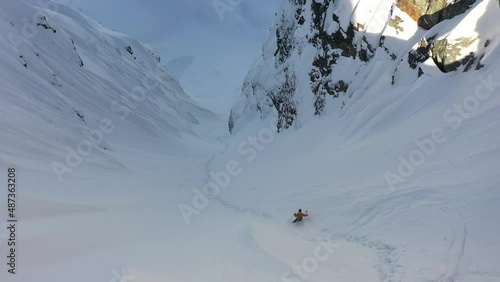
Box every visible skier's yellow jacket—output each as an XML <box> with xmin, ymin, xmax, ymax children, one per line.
<box><xmin>294</xmin><ymin>211</ymin><xmax>308</xmax><ymax>221</ymax></box>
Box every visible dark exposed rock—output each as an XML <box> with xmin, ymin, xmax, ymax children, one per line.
<box><xmin>295</xmin><ymin>6</ymin><xmax>306</xmax><ymax>25</ymax></box>
<box><xmin>37</xmin><ymin>16</ymin><xmax>57</xmax><ymax>33</ymax></box>
<box><xmin>333</xmin><ymin>80</ymin><xmax>349</xmax><ymax>94</ymax></box>
<box><xmin>475</xmin><ymin>55</ymin><xmax>485</xmax><ymax>70</ymax></box>
<box><xmin>419</xmin><ymin>0</ymin><xmax>477</xmax><ymax>29</ymax></box>
<box><xmin>125</xmin><ymin>46</ymin><xmax>134</xmax><ymax>56</ymax></box>
<box><xmin>70</xmin><ymin>39</ymin><xmax>84</xmax><ymax>67</ymax></box>
<box><xmin>407</xmin><ymin>35</ymin><xmax>486</xmax><ymax>73</ymax></box>
<box><xmin>359</xmin><ymin>36</ymin><xmax>375</xmax><ymax>62</ymax></box>
<box><xmin>19</xmin><ymin>55</ymin><xmax>28</xmax><ymax>68</ymax></box>
<box><xmin>397</xmin><ymin>0</ymin><xmax>477</xmax><ymax>29</ymax></box>
<box><xmin>266</xmin><ymin>2</ymin><xmax>308</xmax><ymax>128</ymax></box>
<box><xmin>147</xmin><ymin>49</ymin><xmax>161</xmax><ymax>63</ymax></box>
<box><xmin>430</xmin><ymin>37</ymin><xmax>478</xmax><ymax>72</ymax></box>
<box><xmin>308</xmin><ymin>1</ymin><xmax>371</xmax><ymax>116</ymax></box>
<box><xmin>270</xmin><ymin>0</ymin><xmax>378</xmax><ymax>123</ymax></box>
<box><xmin>379</xmin><ymin>35</ymin><xmax>386</xmax><ymax>47</ymax></box>
<box><xmin>75</xmin><ymin>111</ymin><xmax>86</xmax><ymax>123</ymax></box>
<box><xmin>408</xmin><ymin>38</ymin><xmax>431</xmax><ymax>69</ymax></box>
<box><xmin>274</xmin><ymin>13</ymin><xmax>296</xmax><ymax>65</ymax></box>
<box><xmin>418</xmin><ymin>67</ymin><xmax>424</xmax><ymax>77</ymax></box>
<box><xmin>228</xmin><ymin>112</ymin><xmax>235</xmax><ymax>134</ymax></box>
<box><xmin>231</xmin><ymin>0</ymin><xmax>486</xmax><ymax>133</ymax></box>
<box><xmin>397</xmin><ymin>0</ymin><xmax>446</xmax><ymax>24</ymax></box>
<box><xmin>269</xmin><ymin>69</ymin><xmax>297</xmax><ymax>131</ymax></box>
<box><xmin>298</xmin><ymin>15</ymin><xmax>306</xmax><ymax>25</ymax></box>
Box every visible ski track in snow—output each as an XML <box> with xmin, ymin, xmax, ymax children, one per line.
<box><xmin>213</xmin><ymin>197</ymin><xmax>273</xmax><ymax>219</ymax></box>
<box><xmin>204</xmin><ymin>136</ymin><xmax>273</xmax><ymax>220</ymax></box>
<box><xmin>348</xmin><ymin>189</ymin><xmax>445</xmax><ymax>233</ymax></box>
<box><xmin>193</xmin><ymin>130</ymin><xmax>404</xmax><ymax>280</ymax></box>
<box><xmin>437</xmin><ymin>208</ymin><xmax>468</xmax><ymax>282</ymax></box>
<box><xmin>251</xmin><ymin>222</ymin><xmax>405</xmax><ymax>282</ymax></box>
<box><xmin>202</xmin><ymin>137</ymin><xmax>406</xmax><ymax>282</ymax></box>
<box><xmin>345</xmin><ymin>188</ymin><xmax>471</xmax><ymax>282</ymax></box>
<box><xmin>1</xmin><ymin>0</ymin><xmax>500</xmax><ymax>281</ymax></box>
<box><xmin>197</xmin><ymin>130</ymin><xmax>490</xmax><ymax>282</ymax></box>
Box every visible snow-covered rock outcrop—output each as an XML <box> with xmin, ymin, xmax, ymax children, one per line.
<box><xmin>229</xmin><ymin>0</ymin><xmax>499</xmax><ymax>133</ymax></box>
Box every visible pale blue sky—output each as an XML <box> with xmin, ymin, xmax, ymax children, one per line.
<box><xmin>66</xmin><ymin>0</ymin><xmax>277</xmax><ymax>41</ymax></box>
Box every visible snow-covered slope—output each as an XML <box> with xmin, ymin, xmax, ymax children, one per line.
<box><xmin>1</xmin><ymin>1</ymin><xmax>500</xmax><ymax>282</ymax></box>
<box><xmin>229</xmin><ymin>0</ymin><xmax>500</xmax><ymax>132</ymax></box>
<box><xmin>213</xmin><ymin>0</ymin><xmax>500</xmax><ymax>281</ymax></box>
<box><xmin>0</xmin><ymin>0</ymin><xmax>217</xmax><ymax>177</ymax></box>
<box><xmin>0</xmin><ymin>2</ymin><xmax>225</xmax><ymax>281</ymax></box>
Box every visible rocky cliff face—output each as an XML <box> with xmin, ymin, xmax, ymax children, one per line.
<box><xmin>229</xmin><ymin>0</ymin><xmax>499</xmax><ymax>133</ymax></box>
<box><xmin>397</xmin><ymin>0</ymin><xmax>477</xmax><ymax>29</ymax></box>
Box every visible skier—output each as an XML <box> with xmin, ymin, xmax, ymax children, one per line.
<box><xmin>292</xmin><ymin>209</ymin><xmax>308</xmax><ymax>223</ymax></box>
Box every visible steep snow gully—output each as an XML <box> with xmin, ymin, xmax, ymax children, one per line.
<box><xmin>1</xmin><ymin>0</ymin><xmax>500</xmax><ymax>282</ymax></box>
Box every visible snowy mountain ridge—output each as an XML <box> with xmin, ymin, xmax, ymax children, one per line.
<box><xmin>1</xmin><ymin>1</ymin><xmax>500</xmax><ymax>282</ymax></box>
<box><xmin>0</xmin><ymin>0</ymin><xmax>216</xmax><ymax>177</ymax></box>
<box><xmin>229</xmin><ymin>0</ymin><xmax>500</xmax><ymax>132</ymax></box>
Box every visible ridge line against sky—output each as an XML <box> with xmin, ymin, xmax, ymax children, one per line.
<box><xmin>27</xmin><ymin>0</ymin><xmax>281</xmax><ymax>114</ymax></box>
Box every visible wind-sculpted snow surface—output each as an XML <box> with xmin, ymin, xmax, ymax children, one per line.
<box><xmin>216</xmin><ymin>1</ymin><xmax>500</xmax><ymax>281</ymax></box>
<box><xmin>251</xmin><ymin>222</ymin><xmax>404</xmax><ymax>281</ymax></box>
<box><xmin>229</xmin><ymin>0</ymin><xmax>500</xmax><ymax>133</ymax></box>
<box><xmin>0</xmin><ymin>0</ymin><xmax>216</xmax><ymax>178</ymax></box>
<box><xmin>1</xmin><ymin>1</ymin><xmax>500</xmax><ymax>282</ymax></box>
<box><xmin>0</xmin><ymin>2</ymin><xmax>230</xmax><ymax>281</ymax></box>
